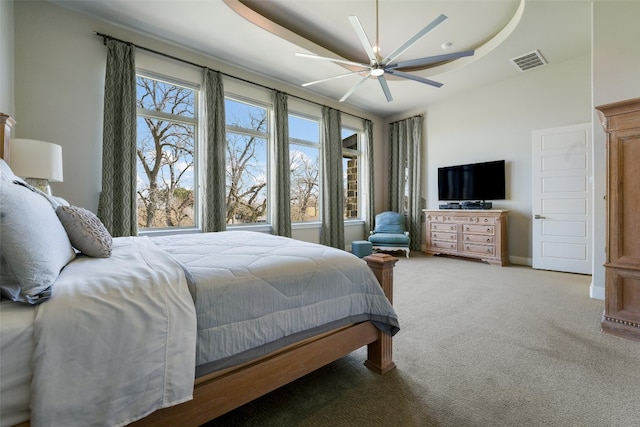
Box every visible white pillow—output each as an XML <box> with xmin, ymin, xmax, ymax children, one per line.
<box><xmin>56</xmin><ymin>205</ymin><xmax>113</xmax><ymax>258</ymax></box>
<box><xmin>0</xmin><ymin>159</ymin><xmax>16</xmax><ymax>182</ymax></box>
<box><xmin>0</xmin><ymin>181</ymin><xmax>76</xmax><ymax>303</ymax></box>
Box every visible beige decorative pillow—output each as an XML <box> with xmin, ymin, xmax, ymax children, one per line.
<box><xmin>56</xmin><ymin>205</ymin><xmax>113</xmax><ymax>258</ymax></box>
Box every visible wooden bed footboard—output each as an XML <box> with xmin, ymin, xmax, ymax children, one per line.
<box><xmin>132</xmin><ymin>253</ymin><xmax>398</xmax><ymax>427</ymax></box>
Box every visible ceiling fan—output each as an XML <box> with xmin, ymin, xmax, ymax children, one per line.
<box><xmin>297</xmin><ymin>0</ymin><xmax>475</xmax><ymax>103</ymax></box>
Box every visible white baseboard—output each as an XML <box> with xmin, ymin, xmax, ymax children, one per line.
<box><xmin>590</xmin><ymin>283</ymin><xmax>605</xmax><ymax>300</ymax></box>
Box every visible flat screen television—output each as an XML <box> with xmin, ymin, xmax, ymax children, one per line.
<box><xmin>438</xmin><ymin>160</ymin><xmax>506</xmax><ymax>201</ymax></box>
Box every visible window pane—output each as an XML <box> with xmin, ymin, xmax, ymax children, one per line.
<box><xmin>290</xmin><ymin>144</ymin><xmax>320</xmax><ymax>222</ymax></box>
<box><xmin>137</xmin><ymin>76</ymin><xmax>194</xmax><ymax>118</ymax></box>
<box><xmin>225</xmin><ymin>98</ymin><xmax>268</xmax><ymax>133</ymax></box>
<box><xmin>226</xmin><ymin>132</ymin><xmax>268</xmax><ymax>224</ymax></box>
<box><xmin>224</xmin><ymin>98</ymin><xmax>269</xmax><ymax>225</ymax></box>
<box><xmin>289</xmin><ymin>115</ymin><xmax>319</xmax><ymax>143</ymax></box>
<box><xmin>342</xmin><ymin>128</ymin><xmax>359</xmax><ymax>220</ymax></box>
<box><xmin>343</xmin><ymin>154</ymin><xmax>358</xmax><ymax>219</ymax></box>
<box><xmin>136</xmin><ymin>75</ymin><xmax>196</xmax><ymax>230</ymax></box>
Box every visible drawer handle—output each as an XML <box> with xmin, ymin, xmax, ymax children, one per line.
<box><xmin>450</xmin><ymin>244</ymin><xmax>455</xmax><ymax>248</ymax></box>
<box><xmin>465</xmin><ymin>227</ymin><xmax>470</xmax><ymax>231</ymax></box>
<box><xmin>484</xmin><ymin>218</ymin><xmax>489</xmax><ymax>222</ymax></box>
<box><xmin>451</xmin><ymin>236</ymin><xmax>456</xmax><ymax>240</ymax></box>
<box><xmin>487</xmin><ymin>248</ymin><xmax>492</xmax><ymax>253</ymax></box>
<box><xmin>487</xmin><ymin>228</ymin><xmax>491</xmax><ymax>232</ymax></box>
<box><xmin>487</xmin><ymin>238</ymin><xmax>491</xmax><ymax>243</ymax></box>
<box><xmin>466</xmin><ymin>237</ymin><xmax>470</xmax><ymax>241</ymax></box>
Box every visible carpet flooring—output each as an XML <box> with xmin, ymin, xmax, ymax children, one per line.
<box><xmin>205</xmin><ymin>253</ymin><xmax>640</xmax><ymax>427</ymax></box>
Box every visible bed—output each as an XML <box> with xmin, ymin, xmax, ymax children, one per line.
<box><xmin>0</xmin><ymin>114</ymin><xmax>399</xmax><ymax>427</ymax></box>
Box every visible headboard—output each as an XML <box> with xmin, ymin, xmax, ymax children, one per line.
<box><xmin>0</xmin><ymin>113</ymin><xmax>16</xmax><ymax>162</ymax></box>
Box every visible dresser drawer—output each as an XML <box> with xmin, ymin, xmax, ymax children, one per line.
<box><xmin>429</xmin><ymin>240</ymin><xmax>458</xmax><ymax>251</ymax></box>
<box><xmin>431</xmin><ymin>222</ymin><xmax>456</xmax><ymax>232</ymax></box>
<box><xmin>463</xmin><ymin>224</ymin><xmax>495</xmax><ymax>235</ymax></box>
<box><xmin>477</xmin><ymin>216</ymin><xmax>497</xmax><ymax>224</ymax></box>
<box><xmin>445</xmin><ymin>215</ymin><xmax>476</xmax><ymax>223</ymax></box>
<box><xmin>463</xmin><ymin>234</ymin><xmax>495</xmax><ymax>244</ymax></box>
<box><xmin>463</xmin><ymin>243</ymin><xmax>495</xmax><ymax>256</ymax></box>
<box><xmin>431</xmin><ymin>232</ymin><xmax>457</xmax><ymax>241</ymax></box>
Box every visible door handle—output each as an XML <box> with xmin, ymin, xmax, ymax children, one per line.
<box><xmin>534</xmin><ymin>214</ymin><xmax>546</xmax><ymax>219</ymax></box>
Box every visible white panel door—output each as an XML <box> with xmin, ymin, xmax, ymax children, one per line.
<box><xmin>532</xmin><ymin>123</ymin><xmax>592</xmax><ymax>274</ymax></box>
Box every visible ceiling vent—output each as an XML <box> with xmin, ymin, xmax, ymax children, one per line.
<box><xmin>510</xmin><ymin>49</ymin><xmax>547</xmax><ymax>72</ymax></box>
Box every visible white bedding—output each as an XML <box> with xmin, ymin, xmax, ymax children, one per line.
<box><xmin>152</xmin><ymin>231</ymin><xmax>400</xmax><ymax>374</ymax></box>
<box><xmin>1</xmin><ymin>231</ymin><xmax>398</xmax><ymax>426</ymax></box>
<box><xmin>0</xmin><ymin>300</ymin><xmax>35</xmax><ymax>427</ymax></box>
<box><xmin>30</xmin><ymin>237</ymin><xmax>196</xmax><ymax>427</ymax></box>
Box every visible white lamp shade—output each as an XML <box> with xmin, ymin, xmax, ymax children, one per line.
<box><xmin>9</xmin><ymin>138</ymin><xmax>64</xmax><ymax>182</ymax></box>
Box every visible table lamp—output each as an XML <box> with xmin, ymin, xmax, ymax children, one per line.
<box><xmin>9</xmin><ymin>138</ymin><xmax>63</xmax><ymax>195</ymax></box>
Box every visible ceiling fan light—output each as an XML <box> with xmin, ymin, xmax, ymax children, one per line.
<box><xmin>441</xmin><ymin>41</ymin><xmax>453</xmax><ymax>50</ymax></box>
<box><xmin>371</xmin><ymin>67</ymin><xmax>384</xmax><ymax>77</ymax></box>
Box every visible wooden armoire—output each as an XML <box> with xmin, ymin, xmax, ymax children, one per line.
<box><xmin>596</xmin><ymin>97</ymin><xmax>640</xmax><ymax>342</ymax></box>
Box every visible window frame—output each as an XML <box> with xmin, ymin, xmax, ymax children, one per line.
<box><xmin>135</xmin><ymin>69</ymin><xmax>201</xmax><ymax>234</ymax></box>
<box><xmin>288</xmin><ymin>111</ymin><xmax>322</xmax><ymax>225</ymax></box>
<box><xmin>223</xmin><ymin>93</ymin><xmax>272</xmax><ymax>228</ymax></box>
<box><xmin>341</xmin><ymin>124</ymin><xmax>363</xmax><ymax>223</ymax></box>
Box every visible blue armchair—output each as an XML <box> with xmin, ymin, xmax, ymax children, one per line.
<box><xmin>368</xmin><ymin>211</ymin><xmax>410</xmax><ymax>258</ymax></box>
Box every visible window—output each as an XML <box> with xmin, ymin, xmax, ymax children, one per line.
<box><xmin>135</xmin><ymin>65</ymin><xmax>367</xmax><ymax>232</ymax></box>
<box><xmin>225</xmin><ymin>97</ymin><xmax>269</xmax><ymax>225</ymax></box>
<box><xmin>342</xmin><ymin>127</ymin><xmax>360</xmax><ymax>220</ymax></box>
<box><xmin>288</xmin><ymin>114</ymin><xmax>320</xmax><ymax>222</ymax></box>
<box><xmin>136</xmin><ymin>73</ymin><xmax>197</xmax><ymax>230</ymax></box>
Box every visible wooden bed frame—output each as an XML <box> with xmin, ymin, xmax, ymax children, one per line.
<box><xmin>1</xmin><ymin>114</ymin><xmax>398</xmax><ymax>426</ymax></box>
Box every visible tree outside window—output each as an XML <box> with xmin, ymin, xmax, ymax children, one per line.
<box><xmin>289</xmin><ymin>114</ymin><xmax>320</xmax><ymax>222</ymax></box>
<box><xmin>225</xmin><ymin>98</ymin><xmax>269</xmax><ymax>225</ymax></box>
<box><xmin>136</xmin><ymin>74</ymin><xmax>197</xmax><ymax>229</ymax></box>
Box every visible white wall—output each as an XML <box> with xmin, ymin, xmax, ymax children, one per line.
<box><xmin>399</xmin><ymin>55</ymin><xmax>591</xmax><ymax>263</ymax></box>
<box><xmin>591</xmin><ymin>1</ymin><xmax>640</xmax><ymax>299</ymax></box>
<box><xmin>0</xmin><ymin>0</ymin><xmax>14</xmax><ymax>116</ymax></box>
<box><xmin>13</xmin><ymin>1</ymin><xmax>385</xmax><ymax>245</ymax></box>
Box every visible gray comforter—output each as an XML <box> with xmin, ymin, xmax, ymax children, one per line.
<box><xmin>152</xmin><ymin>231</ymin><xmax>400</xmax><ymax>375</ymax></box>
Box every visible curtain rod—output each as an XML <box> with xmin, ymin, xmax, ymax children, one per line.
<box><xmin>93</xmin><ymin>31</ymin><xmax>369</xmax><ymax>123</ymax></box>
<box><xmin>388</xmin><ymin>114</ymin><xmax>424</xmax><ymax>126</ymax></box>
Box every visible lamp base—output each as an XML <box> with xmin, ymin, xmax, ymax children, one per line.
<box><xmin>24</xmin><ymin>177</ymin><xmax>51</xmax><ymax>195</ymax></box>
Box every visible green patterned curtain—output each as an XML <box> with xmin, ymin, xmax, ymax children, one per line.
<box><xmin>388</xmin><ymin>121</ymin><xmax>405</xmax><ymax>213</ymax></box>
<box><xmin>202</xmin><ymin>68</ymin><xmax>227</xmax><ymax>232</ymax></box>
<box><xmin>388</xmin><ymin>115</ymin><xmax>423</xmax><ymax>251</ymax></box>
<box><xmin>97</xmin><ymin>40</ymin><xmax>137</xmax><ymax>237</ymax></box>
<box><xmin>320</xmin><ymin>107</ymin><xmax>344</xmax><ymax>249</ymax></box>
<box><xmin>272</xmin><ymin>91</ymin><xmax>291</xmax><ymax>237</ymax></box>
<box><xmin>363</xmin><ymin>119</ymin><xmax>374</xmax><ymax>237</ymax></box>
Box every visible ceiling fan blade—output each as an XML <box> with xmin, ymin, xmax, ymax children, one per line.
<box><xmin>381</xmin><ymin>14</ymin><xmax>448</xmax><ymax>65</ymax></box>
<box><xmin>377</xmin><ymin>75</ymin><xmax>393</xmax><ymax>102</ymax></box>
<box><xmin>301</xmin><ymin>70</ymin><xmax>367</xmax><ymax>87</ymax></box>
<box><xmin>387</xmin><ymin>50</ymin><xmax>475</xmax><ymax>70</ymax></box>
<box><xmin>339</xmin><ymin>73</ymin><xmax>372</xmax><ymax>102</ymax></box>
<box><xmin>386</xmin><ymin>69</ymin><xmax>443</xmax><ymax>88</ymax></box>
<box><xmin>295</xmin><ymin>52</ymin><xmax>370</xmax><ymax>69</ymax></box>
<box><xmin>348</xmin><ymin>15</ymin><xmax>377</xmax><ymax>63</ymax></box>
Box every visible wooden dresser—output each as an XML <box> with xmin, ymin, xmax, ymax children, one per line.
<box><xmin>596</xmin><ymin>97</ymin><xmax>640</xmax><ymax>342</ymax></box>
<box><xmin>423</xmin><ymin>209</ymin><xmax>509</xmax><ymax>266</ymax></box>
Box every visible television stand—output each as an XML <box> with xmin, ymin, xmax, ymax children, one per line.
<box><xmin>423</xmin><ymin>209</ymin><xmax>509</xmax><ymax>266</ymax></box>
